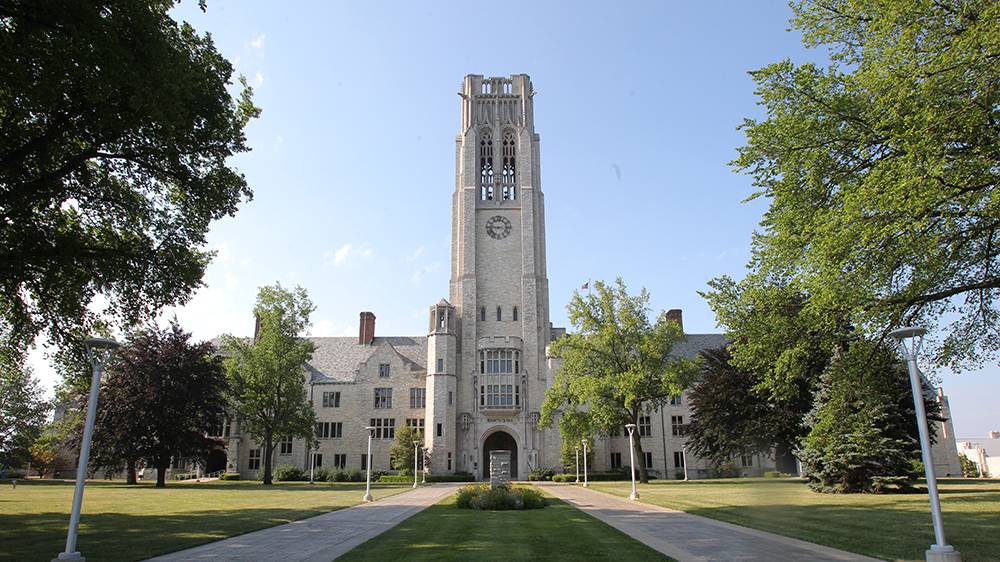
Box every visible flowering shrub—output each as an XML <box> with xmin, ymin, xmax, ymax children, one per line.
<box><xmin>455</xmin><ymin>483</ymin><xmax>546</xmax><ymax>510</ymax></box>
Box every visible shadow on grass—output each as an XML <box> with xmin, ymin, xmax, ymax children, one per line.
<box><xmin>0</xmin><ymin>506</ymin><xmax>348</xmax><ymax>562</ymax></box>
<box><xmin>672</xmin><ymin>500</ymin><xmax>1000</xmax><ymax>562</ymax></box>
<box><xmin>4</xmin><ymin>479</ymin><xmax>400</xmax><ymax>492</ymax></box>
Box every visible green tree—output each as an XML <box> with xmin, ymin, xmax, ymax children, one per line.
<box><xmin>30</xmin><ymin>419</ymin><xmax>71</xmax><ymax>478</ymax></box>
<box><xmin>732</xmin><ymin>0</ymin><xmax>1000</xmax><ymax>371</ymax></box>
<box><xmin>224</xmin><ymin>284</ymin><xmax>317</xmax><ymax>485</ymax></box>
<box><xmin>686</xmin><ymin>346</ymin><xmax>811</xmax><ymax>471</ymax></box>
<box><xmin>390</xmin><ymin>425</ymin><xmax>420</xmax><ymax>476</ymax></box>
<box><xmin>799</xmin><ymin>338</ymin><xmax>936</xmax><ymax>493</ymax></box>
<box><xmin>86</xmin><ymin>319</ymin><xmax>228</xmax><ymax>487</ymax></box>
<box><xmin>959</xmin><ymin>454</ymin><xmax>979</xmax><ymax>478</ymax></box>
<box><xmin>0</xmin><ymin>363</ymin><xmax>50</xmax><ymax>469</ymax></box>
<box><xmin>540</xmin><ymin>279</ymin><xmax>700</xmax><ymax>483</ymax></box>
<box><xmin>0</xmin><ymin>0</ymin><xmax>259</xmax><ymax>363</ymax></box>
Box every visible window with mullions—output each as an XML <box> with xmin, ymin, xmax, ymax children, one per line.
<box><xmin>501</xmin><ymin>130</ymin><xmax>516</xmax><ymax>200</ymax></box>
<box><xmin>480</xmin><ymin>130</ymin><xmax>494</xmax><ymax>200</ymax></box>
<box><xmin>638</xmin><ymin>416</ymin><xmax>652</xmax><ymax>437</ymax></box>
<box><xmin>479</xmin><ymin>349</ymin><xmax>520</xmax><ymax>408</ymax></box>
<box><xmin>370</xmin><ymin>418</ymin><xmax>395</xmax><ymax>439</ymax></box>
<box><xmin>374</xmin><ymin>387</ymin><xmax>392</xmax><ymax>409</ymax></box>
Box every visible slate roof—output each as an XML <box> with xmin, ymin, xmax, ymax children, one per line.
<box><xmin>670</xmin><ymin>333</ymin><xmax>729</xmax><ymax>359</ymax></box>
<box><xmin>305</xmin><ymin>336</ymin><xmax>427</xmax><ymax>383</ymax></box>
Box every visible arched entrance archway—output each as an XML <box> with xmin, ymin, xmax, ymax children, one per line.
<box><xmin>482</xmin><ymin>430</ymin><xmax>518</xmax><ymax>481</ymax></box>
<box><xmin>206</xmin><ymin>448</ymin><xmax>227</xmax><ymax>474</ymax></box>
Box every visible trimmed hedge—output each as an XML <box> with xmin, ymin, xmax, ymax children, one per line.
<box><xmin>273</xmin><ymin>465</ymin><xmax>307</xmax><ymax>481</ymax></box>
<box><xmin>378</xmin><ymin>474</ymin><xmax>419</xmax><ymax>483</ymax></box>
<box><xmin>426</xmin><ymin>472</ymin><xmax>475</xmax><ymax>482</ymax></box>
<box><xmin>552</xmin><ymin>471</ymin><xmax>634</xmax><ymax>483</ymax></box>
<box><xmin>220</xmin><ymin>473</ymin><xmax>241</xmax><ymax>481</ymax></box>
<box><xmin>455</xmin><ymin>483</ymin><xmax>545</xmax><ymax>510</ymax></box>
<box><xmin>527</xmin><ymin>467</ymin><xmax>555</xmax><ymax>481</ymax></box>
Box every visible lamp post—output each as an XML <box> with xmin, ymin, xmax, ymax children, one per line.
<box><xmin>412</xmin><ymin>441</ymin><xmax>421</xmax><ymax>489</ymax></box>
<box><xmin>625</xmin><ymin>423</ymin><xmax>639</xmax><ymax>500</ymax></box>
<box><xmin>889</xmin><ymin>327</ymin><xmax>960</xmax><ymax>562</ymax></box>
<box><xmin>575</xmin><ymin>446</ymin><xmax>580</xmax><ymax>483</ymax></box>
<box><xmin>54</xmin><ymin>337</ymin><xmax>119</xmax><ymax>562</ymax></box>
<box><xmin>682</xmin><ymin>446</ymin><xmax>689</xmax><ymax>481</ymax></box>
<box><xmin>309</xmin><ymin>448</ymin><xmax>316</xmax><ymax>484</ymax></box>
<box><xmin>362</xmin><ymin>426</ymin><xmax>375</xmax><ymax>502</ymax></box>
<box><xmin>581</xmin><ymin>439</ymin><xmax>589</xmax><ymax>488</ymax></box>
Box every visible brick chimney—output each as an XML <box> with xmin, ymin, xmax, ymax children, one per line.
<box><xmin>359</xmin><ymin>311</ymin><xmax>376</xmax><ymax>345</ymax></box>
<box><xmin>665</xmin><ymin>309</ymin><xmax>683</xmax><ymax>332</ymax></box>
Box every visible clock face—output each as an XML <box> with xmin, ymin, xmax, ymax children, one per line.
<box><xmin>485</xmin><ymin>215</ymin><xmax>512</xmax><ymax>240</ymax></box>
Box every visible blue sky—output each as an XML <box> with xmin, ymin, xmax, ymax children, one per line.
<box><xmin>29</xmin><ymin>0</ymin><xmax>997</xmax><ymax>437</ymax></box>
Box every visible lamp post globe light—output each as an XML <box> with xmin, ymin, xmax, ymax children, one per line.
<box><xmin>888</xmin><ymin>327</ymin><xmax>961</xmax><ymax>562</ymax></box>
<box><xmin>54</xmin><ymin>337</ymin><xmax>119</xmax><ymax>562</ymax></box>
<box><xmin>581</xmin><ymin>439</ymin><xmax>589</xmax><ymax>488</ymax></box>
<box><xmin>362</xmin><ymin>426</ymin><xmax>376</xmax><ymax>503</ymax></box>
<box><xmin>412</xmin><ymin>441</ymin><xmax>421</xmax><ymax>489</ymax></box>
<box><xmin>625</xmin><ymin>423</ymin><xmax>639</xmax><ymax>501</ymax></box>
<box><xmin>575</xmin><ymin>446</ymin><xmax>580</xmax><ymax>483</ymax></box>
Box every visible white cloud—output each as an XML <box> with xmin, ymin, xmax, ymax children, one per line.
<box><xmin>224</xmin><ymin>273</ymin><xmax>240</xmax><ymax>291</ymax></box>
<box><xmin>250</xmin><ymin>34</ymin><xmax>265</xmax><ymax>50</ymax></box>
<box><xmin>325</xmin><ymin>242</ymin><xmax>374</xmax><ymax>268</ymax></box>
<box><xmin>405</xmin><ymin>245</ymin><xmax>425</xmax><ymax>263</ymax></box>
<box><xmin>214</xmin><ymin>241</ymin><xmax>235</xmax><ymax>265</ymax></box>
<box><xmin>254</xmin><ymin>71</ymin><xmax>264</xmax><ymax>87</ymax></box>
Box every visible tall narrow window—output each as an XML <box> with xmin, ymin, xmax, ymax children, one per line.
<box><xmin>480</xmin><ymin>306</ymin><xmax>486</xmax><ymax>321</ymax></box>
<box><xmin>501</xmin><ymin>130</ymin><xmax>516</xmax><ymax>200</ymax></box>
<box><xmin>512</xmin><ymin>307</ymin><xmax>518</xmax><ymax>321</ymax></box>
<box><xmin>480</xmin><ymin>130</ymin><xmax>494</xmax><ymax>200</ymax></box>
<box><xmin>496</xmin><ymin>306</ymin><xmax>502</xmax><ymax>321</ymax></box>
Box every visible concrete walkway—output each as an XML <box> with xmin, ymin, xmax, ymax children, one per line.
<box><xmin>535</xmin><ymin>482</ymin><xmax>880</xmax><ymax>562</ymax></box>
<box><xmin>147</xmin><ymin>483</ymin><xmax>462</xmax><ymax>562</ymax></box>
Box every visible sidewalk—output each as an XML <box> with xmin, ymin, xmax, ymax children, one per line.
<box><xmin>535</xmin><ymin>482</ymin><xmax>880</xmax><ymax>562</ymax></box>
<box><xmin>146</xmin><ymin>483</ymin><xmax>462</xmax><ymax>562</ymax></box>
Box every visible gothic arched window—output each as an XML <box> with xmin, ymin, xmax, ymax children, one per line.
<box><xmin>501</xmin><ymin>130</ymin><xmax>516</xmax><ymax>200</ymax></box>
<box><xmin>479</xmin><ymin>130</ymin><xmax>494</xmax><ymax>201</ymax></box>
<box><xmin>496</xmin><ymin>306</ymin><xmax>502</xmax><ymax>321</ymax></box>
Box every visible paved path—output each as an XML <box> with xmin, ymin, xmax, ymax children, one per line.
<box><xmin>147</xmin><ymin>483</ymin><xmax>462</xmax><ymax>562</ymax></box>
<box><xmin>535</xmin><ymin>482</ymin><xmax>880</xmax><ymax>562</ymax></box>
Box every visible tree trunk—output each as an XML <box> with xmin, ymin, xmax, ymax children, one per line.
<box><xmin>262</xmin><ymin>432</ymin><xmax>273</xmax><ymax>485</ymax></box>
<box><xmin>126</xmin><ymin>458</ymin><xmax>137</xmax><ymax>485</ymax></box>
<box><xmin>635</xmin><ymin>436</ymin><xmax>649</xmax><ymax>484</ymax></box>
<box><xmin>155</xmin><ymin>453</ymin><xmax>169</xmax><ymax>488</ymax></box>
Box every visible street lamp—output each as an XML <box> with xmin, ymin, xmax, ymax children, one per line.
<box><xmin>309</xmin><ymin>447</ymin><xmax>316</xmax><ymax>484</ymax></box>
<box><xmin>54</xmin><ymin>337</ymin><xmax>119</xmax><ymax>562</ymax></box>
<box><xmin>575</xmin><ymin>446</ymin><xmax>580</xmax><ymax>483</ymax></box>
<box><xmin>625</xmin><ymin>423</ymin><xmax>639</xmax><ymax>500</ymax></box>
<box><xmin>682</xmin><ymin>446</ymin><xmax>689</xmax><ymax>481</ymax></box>
<box><xmin>889</xmin><ymin>327</ymin><xmax>961</xmax><ymax>562</ymax></box>
<box><xmin>362</xmin><ymin>426</ymin><xmax>376</xmax><ymax>502</ymax></box>
<box><xmin>581</xmin><ymin>439</ymin><xmax>589</xmax><ymax>488</ymax></box>
<box><xmin>412</xmin><ymin>441</ymin><xmax>421</xmax><ymax>489</ymax></box>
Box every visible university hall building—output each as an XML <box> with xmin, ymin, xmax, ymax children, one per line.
<box><xmin>206</xmin><ymin>74</ymin><xmax>961</xmax><ymax>482</ymax></box>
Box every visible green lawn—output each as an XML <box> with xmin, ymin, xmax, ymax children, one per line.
<box><xmin>586</xmin><ymin>477</ymin><xmax>1000</xmax><ymax>562</ymax></box>
<box><xmin>0</xmin><ymin>478</ymin><xmax>410</xmax><ymax>562</ymax></box>
<box><xmin>339</xmin><ymin>487</ymin><xmax>672</xmax><ymax>561</ymax></box>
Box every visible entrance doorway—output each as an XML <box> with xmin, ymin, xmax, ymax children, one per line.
<box><xmin>205</xmin><ymin>448</ymin><xmax>227</xmax><ymax>474</ymax></box>
<box><xmin>482</xmin><ymin>430</ymin><xmax>518</xmax><ymax>480</ymax></box>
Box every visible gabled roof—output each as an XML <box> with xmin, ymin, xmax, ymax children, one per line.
<box><xmin>306</xmin><ymin>336</ymin><xmax>427</xmax><ymax>383</ymax></box>
<box><xmin>670</xmin><ymin>333</ymin><xmax>729</xmax><ymax>359</ymax></box>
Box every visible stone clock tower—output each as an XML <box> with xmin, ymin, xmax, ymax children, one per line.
<box><xmin>425</xmin><ymin>74</ymin><xmax>557</xmax><ymax>479</ymax></box>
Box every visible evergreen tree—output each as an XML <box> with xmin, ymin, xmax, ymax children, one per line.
<box><xmin>390</xmin><ymin>425</ymin><xmax>420</xmax><ymax>476</ymax></box>
<box><xmin>799</xmin><ymin>339</ymin><xmax>937</xmax><ymax>493</ymax></box>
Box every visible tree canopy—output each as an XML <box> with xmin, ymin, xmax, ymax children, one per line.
<box><xmin>733</xmin><ymin>0</ymin><xmax>1000</xmax><ymax>370</ymax></box>
<box><xmin>0</xmin><ymin>365</ymin><xmax>50</xmax><ymax>468</ymax></box>
<box><xmin>223</xmin><ymin>284</ymin><xmax>317</xmax><ymax>485</ymax></box>
<box><xmin>540</xmin><ymin>279</ymin><xmax>700</xmax><ymax>482</ymax></box>
<box><xmin>0</xmin><ymin>0</ymin><xmax>258</xmax><ymax>362</ymax></box>
<box><xmin>88</xmin><ymin>319</ymin><xmax>227</xmax><ymax>487</ymax></box>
